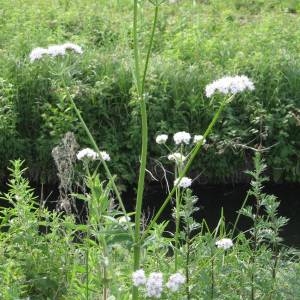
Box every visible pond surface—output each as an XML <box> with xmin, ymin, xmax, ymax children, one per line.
<box><xmin>138</xmin><ymin>183</ymin><xmax>300</xmax><ymax>249</ymax></box>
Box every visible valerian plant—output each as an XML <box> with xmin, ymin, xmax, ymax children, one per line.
<box><xmin>10</xmin><ymin>1</ymin><xmax>299</xmax><ymax>300</ymax></box>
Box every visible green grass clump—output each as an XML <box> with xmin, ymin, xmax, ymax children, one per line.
<box><xmin>1</xmin><ymin>0</ymin><xmax>300</xmax><ymax>185</ymax></box>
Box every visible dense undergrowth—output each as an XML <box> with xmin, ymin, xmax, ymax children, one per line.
<box><xmin>0</xmin><ymin>0</ymin><xmax>300</xmax><ymax>186</ymax></box>
<box><xmin>0</xmin><ymin>155</ymin><xmax>299</xmax><ymax>299</ymax></box>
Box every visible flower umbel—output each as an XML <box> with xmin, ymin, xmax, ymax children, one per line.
<box><xmin>205</xmin><ymin>75</ymin><xmax>254</xmax><ymax>98</ymax></box>
<box><xmin>146</xmin><ymin>272</ymin><xmax>163</xmax><ymax>298</ymax></box>
<box><xmin>29</xmin><ymin>42</ymin><xmax>83</xmax><ymax>62</ymax></box>
<box><xmin>166</xmin><ymin>273</ymin><xmax>186</xmax><ymax>292</ymax></box>
<box><xmin>168</xmin><ymin>153</ymin><xmax>186</xmax><ymax>164</ymax></box>
<box><xmin>174</xmin><ymin>177</ymin><xmax>192</xmax><ymax>188</ymax></box>
<box><xmin>132</xmin><ymin>269</ymin><xmax>146</xmax><ymax>287</ymax></box>
<box><xmin>47</xmin><ymin>45</ymin><xmax>66</xmax><ymax>57</ymax></box>
<box><xmin>215</xmin><ymin>238</ymin><xmax>233</xmax><ymax>250</ymax></box>
<box><xmin>29</xmin><ymin>47</ymin><xmax>49</xmax><ymax>62</ymax></box>
<box><xmin>76</xmin><ymin>148</ymin><xmax>99</xmax><ymax>161</ymax></box>
<box><xmin>63</xmin><ymin>42</ymin><xmax>83</xmax><ymax>54</ymax></box>
<box><xmin>118</xmin><ymin>215</ymin><xmax>131</xmax><ymax>223</ymax></box>
<box><xmin>173</xmin><ymin>131</ymin><xmax>191</xmax><ymax>145</ymax></box>
<box><xmin>193</xmin><ymin>135</ymin><xmax>206</xmax><ymax>144</ymax></box>
<box><xmin>156</xmin><ymin>134</ymin><xmax>168</xmax><ymax>144</ymax></box>
<box><xmin>99</xmin><ymin>151</ymin><xmax>111</xmax><ymax>161</ymax></box>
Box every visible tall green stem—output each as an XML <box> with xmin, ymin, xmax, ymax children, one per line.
<box><xmin>132</xmin><ymin>2</ymin><xmax>159</xmax><ymax>300</ymax></box>
<box><xmin>211</xmin><ymin>251</ymin><xmax>215</xmax><ymax>299</ymax></box>
<box><xmin>174</xmin><ymin>160</ymin><xmax>183</xmax><ymax>271</ymax></box>
<box><xmin>142</xmin><ymin>5</ymin><xmax>159</xmax><ymax>92</ymax></box>
<box><xmin>174</xmin><ymin>186</ymin><xmax>180</xmax><ymax>271</ymax></box>
<box><xmin>185</xmin><ymin>224</ymin><xmax>191</xmax><ymax>300</ymax></box>
<box><xmin>85</xmin><ymin>224</ymin><xmax>89</xmax><ymax>300</ymax></box>
<box><xmin>133</xmin><ymin>1</ymin><xmax>142</xmax><ymax>95</ymax></box>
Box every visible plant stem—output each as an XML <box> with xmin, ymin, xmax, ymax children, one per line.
<box><xmin>103</xmin><ymin>265</ymin><xmax>108</xmax><ymax>300</ymax></box>
<box><xmin>174</xmin><ymin>186</ymin><xmax>181</xmax><ymax>271</ymax></box>
<box><xmin>86</xmin><ymin>201</ymin><xmax>90</xmax><ymax>300</ymax></box>
<box><xmin>251</xmin><ymin>195</ymin><xmax>261</xmax><ymax>300</ymax></box>
<box><xmin>86</xmin><ymin>243</ymin><xmax>89</xmax><ymax>300</ymax></box>
<box><xmin>211</xmin><ymin>249</ymin><xmax>215</xmax><ymax>300</ymax></box>
<box><xmin>132</xmin><ymin>2</ymin><xmax>159</xmax><ymax>300</ymax></box>
<box><xmin>141</xmin><ymin>5</ymin><xmax>159</xmax><ymax>92</ymax></box>
<box><xmin>185</xmin><ymin>225</ymin><xmax>191</xmax><ymax>300</ymax></box>
<box><xmin>231</xmin><ymin>191</ymin><xmax>250</xmax><ymax>238</ymax></box>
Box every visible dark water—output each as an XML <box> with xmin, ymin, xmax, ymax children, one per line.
<box><xmin>140</xmin><ymin>183</ymin><xmax>300</xmax><ymax>249</ymax></box>
<box><xmin>1</xmin><ymin>181</ymin><xmax>300</xmax><ymax>248</ymax></box>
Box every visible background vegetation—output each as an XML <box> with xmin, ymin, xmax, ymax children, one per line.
<box><xmin>1</xmin><ymin>0</ymin><xmax>300</xmax><ymax>186</ymax></box>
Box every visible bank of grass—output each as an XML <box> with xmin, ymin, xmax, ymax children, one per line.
<box><xmin>1</xmin><ymin>0</ymin><xmax>300</xmax><ymax>185</ymax></box>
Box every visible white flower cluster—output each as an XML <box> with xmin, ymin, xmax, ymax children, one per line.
<box><xmin>215</xmin><ymin>238</ymin><xmax>233</xmax><ymax>250</ymax></box>
<box><xmin>29</xmin><ymin>42</ymin><xmax>83</xmax><ymax>62</ymax></box>
<box><xmin>118</xmin><ymin>215</ymin><xmax>131</xmax><ymax>224</ymax></box>
<box><xmin>205</xmin><ymin>75</ymin><xmax>255</xmax><ymax>98</ymax></box>
<box><xmin>156</xmin><ymin>134</ymin><xmax>168</xmax><ymax>144</ymax></box>
<box><xmin>173</xmin><ymin>131</ymin><xmax>191</xmax><ymax>145</ymax></box>
<box><xmin>174</xmin><ymin>177</ymin><xmax>192</xmax><ymax>188</ymax></box>
<box><xmin>76</xmin><ymin>148</ymin><xmax>98</xmax><ymax>161</ymax></box>
<box><xmin>168</xmin><ymin>153</ymin><xmax>186</xmax><ymax>164</ymax></box>
<box><xmin>155</xmin><ymin>131</ymin><xmax>206</xmax><ymax>146</ymax></box>
<box><xmin>99</xmin><ymin>151</ymin><xmax>111</xmax><ymax>162</ymax></box>
<box><xmin>132</xmin><ymin>269</ymin><xmax>147</xmax><ymax>287</ymax></box>
<box><xmin>166</xmin><ymin>272</ymin><xmax>186</xmax><ymax>292</ymax></box>
<box><xmin>132</xmin><ymin>270</ymin><xmax>185</xmax><ymax>298</ymax></box>
<box><xmin>193</xmin><ymin>134</ymin><xmax>206</xmax><ymax>144</ymax></box>
<box><xmin>146</xmin><ymin>272</ymin><xmax>164</xmax><ymax>298</ymax></box>
<box><xmin>76</xmin><ymin>148</ymin><xmax>110</xmax><ymax>161</ymax></box>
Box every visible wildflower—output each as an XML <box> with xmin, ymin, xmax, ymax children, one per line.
<box><xmin>156</xmin><ymin>134</ymin><xmax>168</xmax><ymax>144</ymax></box>
<box><xmin>76</xmin><ymin>148</ymin><xmax>99</xmax><ymax>160</ymax></box>
<box><xmin>193</xmin><ymin>135</ymin><xmax>206</xmax><ymax>144</ymax></box>
<box><xmin>29</xmin><ymin>47</ymin><xmax>49</xmax><ymax>62</ymax></box>
<box><xmin>47</xmin><ymin>44</ymin><xmax>66</xmax><ymax>57</ymax></box>
<box><xmin>29</xmin><ymin>42</ymin><xmax>83</xmax><ymax>62</ymax></box>
<box><xmin>205</xmin><ymin>75</ymin><xmax>255</xmax><ymax>98</ymax></box>
<box><xmin>132</xmin><ymin>269</ymin><xmax>146</xmax><ymax>287</ymax></box>
<box><xmin>168</xmin><ymin>152</ymin><xmax>186</xmax><ymax>164</ymax></box>
<box><xmin>173</xmin><ymin>131</ymin><xmax>191</xmax><ymax>145</ymax></box>
<box><xmin>63</xmin><ymin>42</ymin><xmax>83</xmax><ymax>54</ymax></box>
<box><xmin>118</xmin><ymin>215</ymin><xmax>131</xmax><ymax>223</ymax></box>
<box><xmin>99</xmin><ymin>151</ymin><xmax>110</xmax><ymax>161</ymax></box>
<box><xmin>166</xmin><ymin>273</ymin><xmax>186</xmax><ymax>292</ymax></box>
<box><xmin>174</xmin><ymin>177</ymin><xmax>192</xmax><ymax>188</ymax></box>
<box><xmin>215</xmin><ymin>238</ymin><xmax>233</xmax><ymax>250</ymax></box>
<box><xmin>146</xmin><ymin>272</ymin><xmax>163</xmax><ymax>298</ymax></box>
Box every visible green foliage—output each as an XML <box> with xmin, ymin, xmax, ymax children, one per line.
<box><xmin>1</xmin><ymin>0</ymin><xmax>300</xmax><ymax>186</ymax></box>
<box><xmin>0</xmin><ymin>160</ymin><xmax>76</xmax><ymax>299</ymax></box>
<box><xmin>0</xmin><ymin>154</ymin><xmax>299</xmax><ymax>299</ymax></box>
<box><xmin>237</xmin><ymin>153</ymin><xmax>292</xmax><ymax>298</ymax></box>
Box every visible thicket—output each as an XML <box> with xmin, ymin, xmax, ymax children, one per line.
<box><xmin>1</xmin><ymin>0</ymin><xmax>300</xmax><ymax>186</ymax></box>
<box><xmin>0</xmin><ymin>155</ymin><xmax>299</xmax><ymax>299</ymax></box>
